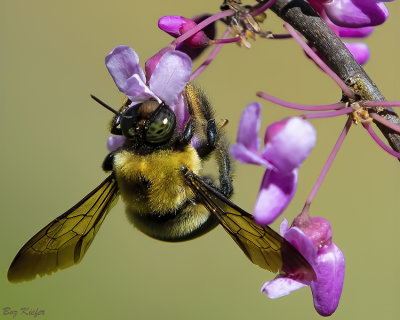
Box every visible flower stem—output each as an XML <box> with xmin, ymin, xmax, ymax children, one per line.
<box><xmin>190</xmin><ymin>29</ymin><xmax>230</xmax><ymax>81</ymax></box>
<box><xmin>301</xmin><ymin>108</ymin><xmax>353</xmax><ymax>119</ymax></box>
<box><xmin>284</xmin><ymin>23</ymin><xmax>355</xmax><ymax>100</ymax></box>
<box><xmin>257</xmin><ymin>91</ymin><xmax>346</xmax><ymax>111</ymax></box>
<box><xmin>211</xmin><ymin>36</ymin><xmax>241</xmax><ymax>45</ymax></box>
<box><xmin>251</xmin><ymin>0</ymin><xmax>278</xmax><ymax>17</ymax></box>
<box><xmin>171</xmin><ymin>10</ymin><xmax>234</xmax><ymax>48</ymax></box>
<box><xmin>363</xmin><ymin>122</ymin><xmax>400</xmax><ymax>159</ymax></box>
<box><xmin>369</xmin><ymin>113</ymin><xmax>400</xmax><ymax>135</ymax></box>
<box><xmin>300</xmin><ymin>117</ymin><xmax>352</xmax><ymax>218</ymax></box>
<box><xmin>363</xmin><ymin>101</ymin><xmax>400</xmax><ymax>108</ymax></box>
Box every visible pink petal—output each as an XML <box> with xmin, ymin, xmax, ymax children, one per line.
<box><xmin>158</xmin><ymin>15</ymin><xmax>210</xmax><ymax>48</ymax></box>
<box><xmin>325</xmin><ymin>0</ymin><xmax>389</xmax><ymax>27</ymax></box>
<box><xmin>345</xmin><ymin>42</ymin><xmax>370</xmax><ymax>65</ymax></box>
<box><xmin>107</xmin><ymin>136</ymin><xmax>126</xmax><ymax>152</ymax></box>
<box><xmin>262</xmin><ymin>117</ymin><xmax>316</xmax><ymax>173</ymax></box>
<box><xmin>238</xmin><ymin>102</ymin><xmax>262</xmax><ymax>152</ymax></box>
<box><xmin>253</xmin><ymin>169</ymin><xmax>297</xmax><ymax>225</ymax></box>
<box><xmin>336</xmin><ymin>26</ymin><xmax>374</xmax><ymax>38</ymax></box>
<box><xmin>261</xmin><ymin>276</ymin><xmax>307</xmax><ymax>299</ymax></box>
<box><xmin>105</xmin><ymin>46</ymin><xmax>145</xmax><ymax>93</ymax></box>
<box><xmin>310</xmin><ymin>243</ymin><xmax>345</xmax><ymax>316</ymax></box>
<box><xmin>283</xmin><ymin>224</ymin><xmax>318</xmax><ymax>268</ymax></box>
<box><xmin>230</xmin><ymin>102</ymin><xmax>269</xmax><ymax>166</ymax></box>
<box><xmin>169</xmin><ymin>94</ymin><xmax>190</xmax><ymax>132</ymax></box>
<box><xmin>124</xmin><ymin>74</ymin><xmax>160</xmax><ymax>103</ymax></box>
<box><xmin>149</xmin><ymin>51</ymin><xmax>192</xmax><ymax>106</ymax></box>
<box><xmin>230</xmin><ymin>143</ymin><xmax>270</xmax><ymax>166</ymax></box>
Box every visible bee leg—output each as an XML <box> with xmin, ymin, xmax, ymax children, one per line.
<box><xmin>196</xmin><ymin>119</ymin><xmax>217</xmax><ymax>158</ymax></box>
<box><xmin>180</xmin><ymin>119</ymin><xmax>194</xmax><ymax>144</ymax></box>
<box><xmin>102</xmin><ymin>152</ymin><xmax>115</xmax><ymax>171</ymax></box>
<box><xmin>199</xmin><ymin>122</ymin><xmax>233</xmax><ymax>198</ymax></box>
<box><xmin>215</xmin><ymin>141</ymin><xmax>233</xmax><ymax>198</ymax></box>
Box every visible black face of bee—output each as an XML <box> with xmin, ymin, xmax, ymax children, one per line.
<box><xmin>120</xmin><ymin>100</ymin><xmax>177</xmax><ymax>147</ymax></box>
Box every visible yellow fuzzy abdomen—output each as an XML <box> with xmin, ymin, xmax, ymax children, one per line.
<box><xmin>113</xmin><ymin>146</ymin><xmax>202</xmax><ymax>214</ymax></box>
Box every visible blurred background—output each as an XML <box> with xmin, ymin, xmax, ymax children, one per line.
<box><xmin>1</xmin><ymin>1</ymin><xmax>399</xmax><ymax>319</ymax></box>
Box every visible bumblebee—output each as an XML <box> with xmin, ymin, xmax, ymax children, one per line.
<box><xmin>8</xmin><ymin>83</ymin><xmax>315</xmax><ymax>283</ymax></box>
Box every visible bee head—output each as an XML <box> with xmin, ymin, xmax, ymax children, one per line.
<box><xmin>120</xmin><ymin>100</ymin><xmax>176</xmax><ymax>145</ymax></box>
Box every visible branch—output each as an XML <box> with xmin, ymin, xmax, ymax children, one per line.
<box><xmin>270</xmin><ymin>0</ymin><xmax>400</xmax><ymax>152</ymax></box>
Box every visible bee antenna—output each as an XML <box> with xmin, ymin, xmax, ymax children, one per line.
<box><xmin>90</xmin><ymin>94</ymin><xmax>120</xmax><ymax>115</ymax></box>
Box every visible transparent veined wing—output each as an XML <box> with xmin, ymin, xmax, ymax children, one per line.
<box><xmin>8</xmin><ymin>174</ymin><xmax>119</xmax><ymax>283</ymax></box>
<box><xmin>183</xmin><ymin>168</ymin><xmax>316</xmax><ymax>281</ymax></box>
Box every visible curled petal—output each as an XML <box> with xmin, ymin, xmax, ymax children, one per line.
<box><xmin>170</xmin><ymin>94</ymin><xmax>190</xmax><ymax>132</ymax></box>
<box><xmin>237</xmin><ymin>102</ymin><xmax>261</xmax><ymax>152</ymax></box>
<box><xmin>230</xmin><ymin>103</ymin><xmax>269</xmax><ymax>166</ymax></box>
<box><xmin>125</xmin><ymin>74</ymin><xmax>160</xmax><ymax>103</ymax></box>
<box><xmin>261</xmin><ymin>276</ymin><xmax>307</xmax><ymax>299</ymax></box>
<box><xmin>253</xmin><ymin>169</ymin><xmax>297</xmax><ymax>225</ymax></box>
<box><xmin>107</xmin><ymin>136</ymin><xmax>126</xmax><ymax>152</ymax></box>
<box><xmin>149</xmin><ymin>51</ymin><xmax>192</xmax><ymax>106</ymax></box>
<box><xmin>324</xmin><ymin>0</ymin><xmax>389</xmax><ymax>27</ymax></box>
<box><xmin>283</xmin><ymin>223</ymin><xmax>317</xmax><ymax>269</ymax></box>
<box><xmin>105</xmin><ymin>46</ymin><xmax>145</xmax><ymax>92</ymax></box>
<box><xmin>345</xmin><ymin>42</ymin><xmax>370</xmax><ymax>65</ymax></box>
<box><xmin>262</xmin><ymin>117</ymin><xmax>316</xmax><ymax>173</ymax></box>
<box><xmin>310</xmin><ymin>243</ymin><xmax>345</xmax><ymax>316</ymax></box>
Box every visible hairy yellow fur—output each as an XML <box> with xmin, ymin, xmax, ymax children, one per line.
<box><xmin>114</xmin><ymin>145</ymin><xmax>202</xmax><ymax>214</ymax></box>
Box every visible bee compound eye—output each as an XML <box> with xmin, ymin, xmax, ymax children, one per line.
<box><xmin>120</xmin><ymin>105</ymin><xmax>141</xmax><ymax>139</ymax></box>
<box><xmin>145</xmin><ymin>107</ymin><xmax>176</xmax><ymax>144</ymax></box>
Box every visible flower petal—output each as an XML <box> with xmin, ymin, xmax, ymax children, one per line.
<box><xmin>345</xmin><ymin>42</ymin><xmax>370</xmax><ymax>65</ymax></box>
<box><xmin>107</xmin><ymin>136</ymin><xmax>126</xmax><ymax>152</ymax></box>
<box><xmin>336</xmin><ymin>25</ymin><xmax>374</xmax><ymax>38</ymax></box>
<box><xmin>170</xmin><ymin>94</ymin><xmax>190</xmax><ymax>132</ymax></box>
<box><xmin>261</xmin><ymin>276</ymin><xmax>307</xmax><ymax>299</ymax></box>
<box><xmin>230</xmin><ymin>102</ymin><xmax>270</xmax><ymax>166</ymax></box>
<box><xmin>125</xmin><ymin>74</ymin><xmax>160</xmax><ymax>103</ymax></box>
<box><xmin>283</xmin><ymin>224</ymin><xmax>318</xmax><ymax>265</ymax></box>
<box><xmin>230</xmin><ymin>143</ymin><xmax>270</xmax><ymax>166</ymax></box>
<box><xmin>105</xmin><ymin>45</ymin><xmax>145</xmax><ymax>92</ymax></box>
<box><xmin>253</xmin><ymin>169</ymin><xmax>297</xmax><ymax>225</ymax></box>
<box><xmin>262</xmin><ymin>117</ymin><xmax>316</xmax><ymax>173</ymax></box>
<box><xmin>324</xmin><ymin>0</ymin><xmax>389</xmax><ymax>27</ymax></box>
<box><xmin>149</xmin><ymin>50</ymin><xmax>192</xmax><ymax>106</ymax></box>
<box><xmin>310</xmin><ymin>243</ymin><xmax>345</xmax><ymax>316</ymax></box>
<box><xmin>237</xmin><ymin>102</ymin><xmax>262</xmax><ymax>152</ymax></box>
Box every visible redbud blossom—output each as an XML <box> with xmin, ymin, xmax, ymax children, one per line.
<box><xmin>105</xmin><ymin>46</ymin><xmax>192</xmax><ymax>151</ymax></box>
<box><xmin>230</xmin><ymin>102</ymin><xmax>316</xmax><ymax>225</ymax></box>
<box><xmin>262</xmin><ymin>217</ymin><xmax>345</xmax><ymax>317</ymax></box>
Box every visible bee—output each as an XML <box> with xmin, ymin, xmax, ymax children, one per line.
<box><xmin>7</xmin><ymin>83</ymin><xmax>315</xmax><ymax>283</ymax></box>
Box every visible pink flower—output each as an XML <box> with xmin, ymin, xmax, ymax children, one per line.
<box><xmin>230</xmin><ymin>103</ymin><xmax>316</xmax><ymax>225</ymax></box>
<box><xmin>308</xmin><ymin>0</ymin><xmax>395</xmax><ymax>64</ymax></box>
<box><xmin>105</xmin><ymin>46</ymin><xmax>192</xmax><ymax>150</ymax></box>
<box><xmin>262</xmin><ymin>217</ymin><xmax>345</xmax><ymax>317</ymax></box>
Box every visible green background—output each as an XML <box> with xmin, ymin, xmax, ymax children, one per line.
<box><xmin>1</xmin><ymin>1</ymin><xmax>399</xmax><ymax>319</ymax></box>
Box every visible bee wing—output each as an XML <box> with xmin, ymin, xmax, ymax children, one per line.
<box><xmin>8</xmin><ymin>174</ymin><xmax>119</xmax><ymax>283</ymax></box>
<box><xmin>183</xmin><ymin>168</ymin><xmax>316</xmax><ymax>281</ymax></box>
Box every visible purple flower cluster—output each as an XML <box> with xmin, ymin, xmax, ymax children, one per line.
<box><xmin>230</xmin><ymin>103</ymin><xmax>316</xmax><ymax>225</ymax></box>
<box><xmin>308</xmin><ymin>0</ymin><xmax>395</xmax><ymax>64</ymax></box>
<box><xmin>230</xmin><ymin>102</ymin><xmax>345</xmax><ymax>316</ymax></box>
